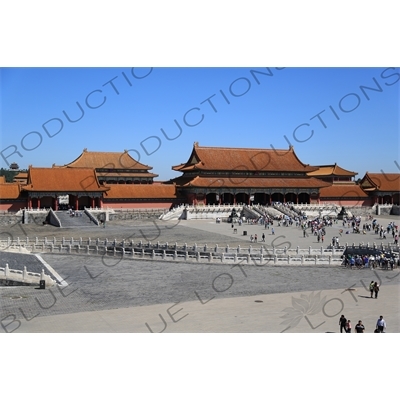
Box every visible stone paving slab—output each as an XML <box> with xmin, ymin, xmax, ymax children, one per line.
<box><xmin>1</xmin><ymin>213</ymin><xmax>399</xmax><ymax>249</ymax></box>
<box><xmin>1</xmin><ymin>214</ymin><xmax>399</xmax><ymax>333</ymax></box>
<box><xmin>9</xmin><ymin>283</ymin><xmax>399</xmax><ymax>333</ymax></box>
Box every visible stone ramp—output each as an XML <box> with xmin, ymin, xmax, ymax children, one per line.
<box><xmin>55</xmin><ymin>210</ymin><xmax>97</xmax><ymax>228</ymax></box>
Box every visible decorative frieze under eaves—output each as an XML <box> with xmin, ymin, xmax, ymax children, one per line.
<box><xmin>181</xmin><ymin>188</ymin><xmax>320</xmax><ymax>195</ymax></box>
<box><xmin>27</xmin><ymin>191</ymin><xmax>104</xmax><ymax>198</ymax></box>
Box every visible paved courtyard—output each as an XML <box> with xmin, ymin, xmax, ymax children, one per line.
<box><xmin>1</xmin><ymin>214</ymin><xmax>399</xmax><ymax>333</ymax></box>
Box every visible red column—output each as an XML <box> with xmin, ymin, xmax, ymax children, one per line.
<box><xmin>28</xmin><ymin>197</ymin><xmax>32</xmax><ymax>208</ymax></box>
<box><xmin>75</xmin><ymin>197</ymin><xmax>79</xmax><ymax>210</ymax></box>
<box><xmin>37</xmin><ymin>198</ymin><xmax>41</xmax><ymax>208</ymax></box>
<box><xmin>53</xmin><ymin>197</ymin><xmax>58</xmax><ymax>211</ymax></box>
<box><xmin>91</xmin><ymin>197</ymin><xmax>95</xmax><ymax>208</ymax></box>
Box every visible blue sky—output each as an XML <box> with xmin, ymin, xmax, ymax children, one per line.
<box><xmin>1</xmin><ymin>67</ymin><xmax>399</xmax><ymax>180</ymax></box>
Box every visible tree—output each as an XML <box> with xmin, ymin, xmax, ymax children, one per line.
<box><xmin>0</xmin><ymin>168</ymin><xmax>27</xmax><ymax>182</ymax></box>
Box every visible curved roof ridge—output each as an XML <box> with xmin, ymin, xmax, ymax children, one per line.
<box><xmin>58</xmin><ymin>149</ymin><xmax>153</xmax><ymax>170</ymax></box>
<box><xmin>173</xmin><ymin>144</ymin><xmax>316</xmax><ymax>173</ymax></box>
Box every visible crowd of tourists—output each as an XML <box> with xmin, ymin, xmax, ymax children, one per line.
<box><xmin>342</xmin><ymin>216</ymin><xmax>399</xmax><ymax>241</ymax></box>
<box><xmin>342</xmin><ymin>252</ymin><xmax>399</xmax><ymax>269</ymax></box>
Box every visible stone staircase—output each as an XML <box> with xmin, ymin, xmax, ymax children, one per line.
<box><xmin>159</xmin><ymin>205</ymin><xmax>242</xmax><ymax>221</ymax></box>
<box><xmin>254</xmin><ymin>205</ymin><xmax>285</xmax><ymax>219</ymax></box>
<box><xmin>54</xmin><ymin>211</ymin><xmax>97</xmax><ymax>228</ymax></box>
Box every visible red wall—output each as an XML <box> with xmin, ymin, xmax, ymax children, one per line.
<box><xmin>0</xmin><ymin>201</ymin><xmax>26</xmax><ymax>212</ymax></box>
<box><xmin>103</xmin><ymin>201</ymin><xmax>175</xmax><ymax>209</ymax></box>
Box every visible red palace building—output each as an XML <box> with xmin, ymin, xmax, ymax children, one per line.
<box><xmin>171</xmin><ymin>143</ymin><xmax>331</xmax><ymax>205</ymax></box>
<box><xmin>0</xmin><ymin>144</ymin><xmax>399</xmax><ymax>211</ymax></box>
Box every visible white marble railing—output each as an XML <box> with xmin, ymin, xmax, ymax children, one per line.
<box><xmin>0</xmin><ymin>264</ymin><xmax>56</xmax><ymax>286</ymax></box>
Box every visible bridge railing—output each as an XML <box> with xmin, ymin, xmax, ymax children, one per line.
<box><xmin>1</xmin><ymin>237</ymin><xmax>399</xmax><ymax>266</ymax></box>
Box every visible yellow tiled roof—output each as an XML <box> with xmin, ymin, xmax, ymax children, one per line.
<box><xmin>360</xmin><ymin>173</ymin><xmax>400</xmax><ymax>192</ymax></box>
<box><xmin>60</xmin><ymin>149</ymin><xmax>153</xmax><ymax>171</ymax></box>
<box><xmin>0</xmin><ymin>183</ymin><xmax>21</xmax><ymax>199</ymax></box>
<box><xmin>308</xmin><ymin>164</ymin><xmax>357</xmax><ymax>177</ymax></box>
<box><xmin>173</xmin><ymin>145</ymin><xmax>318</xmax><ymax>173</ymax></box>
<box><xmin>104</xmin><ymin>184</ymin><xmax>177</xmax><ymax>199</ymax></box>
<box><xmin>22</xmin><ymin>167</ymin><xmax>106</xmax><ymax>192</ymax></box>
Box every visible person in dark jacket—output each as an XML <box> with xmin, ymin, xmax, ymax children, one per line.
<box><xmin>339</xmin><ymin>315</ymin><xmax>347</xmax><ymax>333</ymax></box>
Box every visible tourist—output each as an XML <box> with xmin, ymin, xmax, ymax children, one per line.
<box><xmin>254</xmin><ymin>234</ymin><xmax>258</xmax><ymax>243</ymax></box>
<box><xmin>369</xmin><ymin>281</ymin><xmax>375</xmax><ymax>298</ymax></box>
<box><xmin>373</xmin><ymin>282</ymin><xmax>380</xmax><ymax>299</ymax></box>
<box><xmin>355</xmin><ymin>320</ymin><xmax>365</xmax><ymax>333</ymax></box>
<box><xmin>376</xmin><ymin>316</ymin><xmax>386</xmax><ymax>333</ymax></box>
<box><xmin>261</xmin><ymin>233</ymin><xmax>265</xmax><ymax>242</ymax></box>
<box><xmin>271</xmin><ymin>228</ymin><xmax>275</xmax><ymax>235</ymax></box>
<box><xmin>345</xmin><ymin>319</ymin><xmax>352</xmax><ymax>333</ymax></box>
<box><xmin>339</xmin><ymin>315</ymin><xmax>347</xmax><ymax>333</ymax></box>
<box><xmin>369</xmin><ymin>255</ymin><xmax>375</xmax><ymax>269</ymax></box>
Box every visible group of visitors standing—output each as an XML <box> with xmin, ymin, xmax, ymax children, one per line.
<box><xmin>339</xmin><ymin>314</ymin><xmax>386</xmax><ymax>333</ymax></box>
<box><xmin>338</xmin><ymin>280</ymin><xmax>385</xmax><ymax>332</ymax></box>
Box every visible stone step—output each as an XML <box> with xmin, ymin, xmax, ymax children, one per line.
<box><xmin>55</xmin><ymin>211</ymin><xmax>97</xmax><ymax>228</ymax></box>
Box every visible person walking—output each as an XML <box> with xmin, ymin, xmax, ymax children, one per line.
<box><xmin>369</xmin><ymin>281</ymin><xmax>375</xmax><ymax>298</ymax></box>
<box><xmin>373</xmin><ymin>282</ymin><xmax>380</xmax><ymax>299</ymax></box>
<box><xmin>345</xmin><ymin>319</ymin><xmax>352</xmax><ymax>333</ymax></box>
<box><xmin>339</xmin><ymin>315</ymin><xmax>347</xmax><ymax>333</ymax></box>
<box><xmin>376</xmin><ymin>316</ymin><xmax>386</xmax><ymax>333</ymax></box>
<box><xmin>261</xmin><ymin>233</ymin><xmax>265</xmax><ymax>242</ymax></box>
<box><xmin>355</xmin><ymin>320</ymin><xmax>365</xmax><ymax>333</ymax></box>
